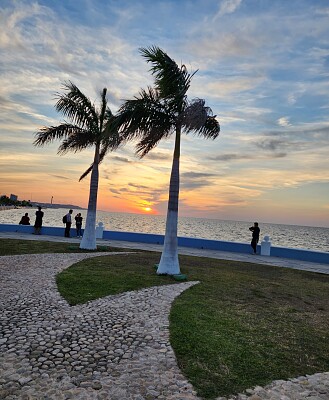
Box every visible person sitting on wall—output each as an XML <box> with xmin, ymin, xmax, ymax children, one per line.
<box><xmin>19</xmin><ymin>213</ymin><xmax>30</xmax><ymax>225</ymax></box>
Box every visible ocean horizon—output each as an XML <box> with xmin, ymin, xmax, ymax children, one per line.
<box><xmin>0</xmin><ymin>207</ymin><xmax>328</xmax><ymax>253</ymax></box>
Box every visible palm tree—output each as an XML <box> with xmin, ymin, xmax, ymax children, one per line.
<box><xmin>116</xmin><ymin>46</ymin><xmax>220</xmax><ymax>275</ymax></box>
<box><xmin>34</xmin><ymin>82</ymin><xmax>120</xmax><ymax>250</ymax></box>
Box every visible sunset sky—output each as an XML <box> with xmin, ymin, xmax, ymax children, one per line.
<box><xmin>1</xmin><ymin>0</ymin><xmax>328</xmax><ymax>227</ymax></box>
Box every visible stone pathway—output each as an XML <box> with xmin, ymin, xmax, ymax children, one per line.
<box><xmin>0</xmin><ymin>253</ymin><xmax>199</xmax><ymax>399</ymax></box>
<box><xmin>1</xmin><ymin>252</ymin><xmax>328</xmax><ymax>399</ymax></box>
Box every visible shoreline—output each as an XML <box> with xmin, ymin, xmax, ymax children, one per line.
<box><xmin>0</xmin><ymin>206</ymin><xmax>20</xmax><ymax>211</ymax></box>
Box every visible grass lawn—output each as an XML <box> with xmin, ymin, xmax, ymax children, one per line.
<box><xmin>56</xmin><ymin>252</ymin><xmax>177</xmax><ymax>305</ymax></box>
<box><xmin>1</xmin><ymin>239</ymin><xmax>329</xmax><ymax>398</ymax></box>
<box><xmin>0</xmin><ymin>238</ymin><xmax>127</xmax><ymax>255</ymax></box>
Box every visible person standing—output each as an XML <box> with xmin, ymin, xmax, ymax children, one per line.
<box><xmin>33</xmin><ymin>206</ymin><xmax>44</xmax><ymax>234</ymax></box>
<box><xmin>64</xmin><ymin>209</ymin><xmax>73</xmax><ymax>238</ymax></box>
<box><xmin>75</xmin><ymin>213</ymin><xmax>83</xmax><ymax>238</ymax></box>
<box><xmin>19</xmin><ymin>213</ymin><xmax>30</xmax><ymax>225</ymax></box>
<box><xmin>249</xmin><ymin>222</ymin><xmax>260</xmax><ymax>254</ymax></box>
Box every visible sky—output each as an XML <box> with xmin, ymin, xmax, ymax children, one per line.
<box><xmin>0</xmin><ymin>0</ymin><xmax>329</xmax><ymax>227</ymax></box>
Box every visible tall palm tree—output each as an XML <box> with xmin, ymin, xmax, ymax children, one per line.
<box><xmin>116</xmin><ymin>46</ymin><xmax>220</xmax><ymax>275</ymax></box>
<box><xmin>34</xmin><ymin>82</ymin><xmax>120</xmax><ymax>250</ymax></box>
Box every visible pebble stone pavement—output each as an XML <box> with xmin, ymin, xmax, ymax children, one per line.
<box><xmin>0</xmin><ymin>251</ymin><xmax>328</xmax><ymax>400</ymax></box>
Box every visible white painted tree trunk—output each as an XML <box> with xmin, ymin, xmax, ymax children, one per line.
<box><xmin>157</xmin><ymin>208</ymin><xmax>180</xmax><ymax>275</ymax></box>
<box><xmin>157</xmin><ymin>130</ymin><xmax>181</xmax><ymax>275</ymax></box>
<box><xmin>80</xmin><ymin>148</ymin><xmax>99</xmax><ymax>250</ymax></box>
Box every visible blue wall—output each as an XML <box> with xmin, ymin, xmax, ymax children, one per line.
<box><xmin>0</xmin><ymin>223</ymin><xmax>328</xmax><ymax>265</ymax></box>
<box><xmin>0</xmin><ymin>224</ymin><xmax>65</xmax><ymax>236</ymax></box>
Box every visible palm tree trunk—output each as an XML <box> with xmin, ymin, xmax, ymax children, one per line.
<box><xmin>80</xmin><ymin>143</ymin><xmax>100</xmax><ymax>250</ymax></box>
<box><xmin>157</xmin><ymin>126</ymin><xmax>181</xmax><ymax>275</ymax></box>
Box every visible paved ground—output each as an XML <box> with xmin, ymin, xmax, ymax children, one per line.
<box><xmin>1</xmin><ymin>232</ymin><xmax>329</xmax><ymax>399</ymax></box>
<box><xmin>1</xmin><ymin>231</ymin><xmax>328</xmax><ymax>274</ymax></box>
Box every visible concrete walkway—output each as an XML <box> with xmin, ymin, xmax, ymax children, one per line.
<box><xmin>1</xmin><ymin>231</ymin><xmax>328</xmax><ymax>274</ymax></box>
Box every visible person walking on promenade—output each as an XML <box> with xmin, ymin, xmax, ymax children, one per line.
<box><xmin>75</xmin><ymin>212</ymin><xmax>83</xmax><ymax>238</ymax></box>
<box><xmin>64</xmin><ymin>209</ymin><xmax>73</xmax><ymax>238</ymax></box>
<box><xmin>249</xmin><ymin>222</ymin><xmax>260</xmax><ymax>254</ymax></box>
<box><xmin>19</xmin><ymin>213</ymin><xmax>30</xmax><ymax>225</ymax></box>
<box><xmin>33</xmin><ymin>206</ymin><xmax>44</xmax><ymax>234</ymax></box>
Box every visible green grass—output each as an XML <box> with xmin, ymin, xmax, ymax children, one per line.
<box><xmin>2</xmin><ymin>239</ymin><xmax>329</xmax><ymax>398</ymax></box>
<box><xmin>56</xmin><ymin>252</ymin><xmax>178</xmax><ymax>304</ymax></box>
<box><xmin>170</xmin><ymin>257</ymin><xmax>329</xmax><ymax>398</ymax></box>
<box><xmin>0</xmin><ymin>239</ymin><xmax>127</xmax><ymax>255</ymax></box>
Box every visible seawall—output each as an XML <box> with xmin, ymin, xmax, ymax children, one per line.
<box><xmin>0</xmin><ymin>223</ymin><xmax>328</xmax><ymax>265</ymax></box>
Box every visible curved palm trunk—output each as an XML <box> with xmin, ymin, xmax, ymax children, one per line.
<box><xmin>80</xmin><ymin>144</ymin><xmax>100</xmax><ymax>250</ymax></box>
<box><xmin>157</xmin><ymin>126</ymin><xmax>181</xmax><ymax>275</ymax></box>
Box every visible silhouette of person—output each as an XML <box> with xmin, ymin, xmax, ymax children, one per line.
<box><xmin>75</xmin><ymin>213</ymin><xmax>83</xmax><ymax>238</ymax></box>
<box><xmin>64</xmin><ymin>209</ymin><xmax>73</xmax><ymax>238</ymax></box>
<box><xmin>34</xmin><ymin>206</ymin><xmax>44</xmax><ymax>234</ymax></box>
<box><xmin>249</xmin><ymin>222</ymin><xmax>260</xmax><ymax>254</ymax></box>
<box><xmin>19</xmin><ymin>213</ymin><xmax>30</xmax><ymax>225</ymax></box>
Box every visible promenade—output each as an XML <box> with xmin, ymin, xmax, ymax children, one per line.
<box><xmin>1</xmin><ymin>231</ymin><xmax>328</xmax><ymax>274</ymax></box>
<box><xmin>1</xmin><ymin>232</ymin><xmax>328</xmax><ymax>399</ymax></box>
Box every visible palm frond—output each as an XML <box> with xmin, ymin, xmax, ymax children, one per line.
<box><xmin>116</xmin><ymin>87</ymin><xmax>173</xmax><ymax>143</ymax></box>
<box><xmin>104</xmin><ymin>107</ymin><xmax>114</xmax><ymax>123</ymax></box>
<box><xmin>57</xmin><ymin>128</ymin><xmax>94</xmax><ymax>154</ymax></box>
<box><xmin>102</xmin><ymin>108</ymin><xmax>122</xmax><ymax>151</ymax></box>
<box><xmin>78</xmin><ymin>135</ymin><xmax>120</xmax><ymax>182</ymax></box>
<box><xmin>55</xmin><ymin>81</ymin><xmax>99</xmax><ymax>132</ymax></box>
<box><xmin>196</xmin><ymin>115</ymin><xmax>220</xmax><ymax>139</ymax></box>
<box><xmin>181</xmin><ymin>99</ymin><xmax>208</xmax><ymax>131</ymax></box>
<box><xmin>139</xmin><ymin>46</ymin><xmax>196</xmax><ymax>109</ymax></box>
<box><xmin>135</xmin><ymin>126</ymin><xmax>172</xmax><ymax>158</ymax></box>
<box><xmin>181</xmin><ymin>99</ymin><xmax>220</xmax><ymax>139</ymax></box>
<box><xmin>34</xmin><ymin>124</ymin><xmax>81</xmax><ymax>146</ymax></box>
<box><xmin>79</xmin><ymin>164</ymin><xmax>93</xmax><ymax>182</ymax></box>
<box><xmin>101</xmin><ymin>126</ymin><xmax>122</xmax><ymax>151</ymax></box>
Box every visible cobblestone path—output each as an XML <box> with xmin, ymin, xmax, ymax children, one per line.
<box><xmin>0</xmin><ymin>253</ymin><xmax>199</xmax><ymax>399</ymax></box>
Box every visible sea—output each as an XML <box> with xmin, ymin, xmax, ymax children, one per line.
<box><xmin>0</xmin><ymin>208</ymin><xmax>328</xmax><ymax>253</ymax></box>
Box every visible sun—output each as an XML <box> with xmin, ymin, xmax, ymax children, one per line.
<box><xmin>143</xmin><ymin>207</ymin><xmax>152</xmax><ymax>212</ymax></box>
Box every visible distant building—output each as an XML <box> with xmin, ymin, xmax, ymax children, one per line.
<box><xmin>10</xmin><ymin>194</ymin><xmax>18</xmax><ymax>201</ymax></box>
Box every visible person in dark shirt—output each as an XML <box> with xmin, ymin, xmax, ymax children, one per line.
<box><xmin>33</xmin><ymin>206</ymin><xmax>44</xmax><ymax>234</ymax></box>
<box><xmin>75</xmin><ymin>213</ymin><xmax>83</xmax><ymax>238</ymax></box>
<box><xmin>19</xmin><ymin>213</ymin><xmax>30</xmax><ymax>225</ymax></box>
<box><xmin>249</xmin><ymin>222</ymin><xmax>260</xmax><ymax>254</ymax></box>
<box><xmin>64</xmin><ymin>209</ymin><xmax>73</xmax><ymax>238</ymax></box>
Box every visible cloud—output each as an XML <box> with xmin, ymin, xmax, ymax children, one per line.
<box><xmin>256</xmin><ymin>139</ymin><xmax>286</xmax><ymax>152</ymax></box>
<box><xmin>144</xmin><ymin>152</ymin><xmax>171</xmax><ymax>161</ymax></box>
<box><xmin>0</xmin><ymin>2</ymin><xmax>48</xmax><ymax>50</ymax></box>
<box><xmin>214</xmin><ymin>0</ymin><xmax>243</xmax><ymax>20</ymax></box>
<box><xmin>109</xmin><ymin>188</ymin><xmax>121</xmax><ymax>195</ymax></box>
<box><xmin>180</xmin><ymin>171</ymin><xmax>217</xmax><ymax>190</ymax></box>
<box><xmin>277</xmin><ymin>117</ymin><xmax>291</xmax><ymax>127</ymax></box>
<box><xmin>112</xmin><ymin>156</ymin><xmax>132</xmax><ymax>163</ymax></box>
<box><xmin>128</xmin><ymin>182</ymin><xmax>150</xmax><ymax>190</ymax></box>
<box><xmin>50</xmin><ymin>175</ymin><xmax>70</xmax><ymax>180</ymax></box>
<box><xmin>209</xmin><ymin>152</ymin><xmax>287</xmax><ymax>161</ymax></box>
<box><xmin>211</xmin><ymin>153</ymin><xmax>251</xmax><ymax>161</ymax></box>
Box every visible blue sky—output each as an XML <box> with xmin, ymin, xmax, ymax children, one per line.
<box><xmin>0</xmin><ymin>0</ymin><xmax>328</xmax><ymax>227</ymax></box>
